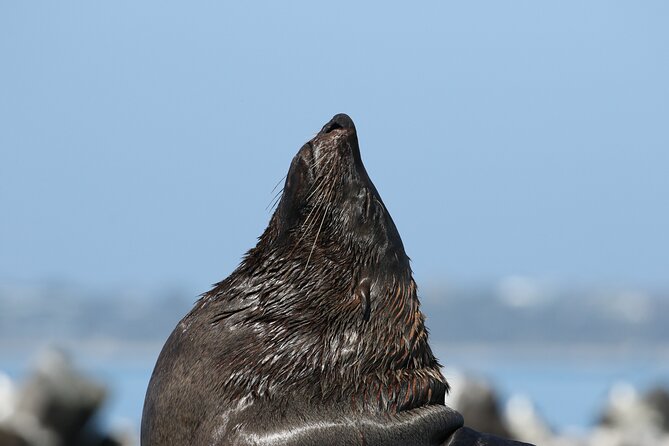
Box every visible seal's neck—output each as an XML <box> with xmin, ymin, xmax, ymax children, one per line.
<box><xmin>205</xmin><ymin>214</ymin><xmax>448</xmax><ymax>414</ymax></box>
<box><xmin>323</xmin><ymin>273</ymin><xmax>449</xmax><ymax>413</ymax></box>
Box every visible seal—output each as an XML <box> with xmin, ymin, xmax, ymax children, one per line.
<box><xmin>141</xmin><ymin>114</ymin><xmax>533</xmax><ymax>446</ymax></box>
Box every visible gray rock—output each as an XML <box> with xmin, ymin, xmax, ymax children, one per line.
<box><xmin>1</xmin><ymin>349</ymin><xmax>126</xmax><ymax>446</ymax></box>
<box><xmin>451</xmin><ymin>375</ymin><xmax>512</xmax><ymax>438</ymax></box>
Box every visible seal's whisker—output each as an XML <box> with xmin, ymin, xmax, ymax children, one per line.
<box><xmin>266</xmin><ymin>174</ymin><xmax>288</xmax><ymax>210</ymax></box>
<box><xmin>305</xmin><ymin>161</ymin><xmax>336</xmax><ymax>202</ymax></box>
<box><xmin>294</xmin><ymin>167</ymin><xmax>335</xmax><ymax>236</ymax></box>
<box><xmin>294</xmin><ymin>165</ymin><xmax>337</xmax><ymax>260</ymax></box>
<box><xmin>271</xmin><ymin>174</ymin><xmax>287</xmax><ymax>194</ymax></box>
<box><xmin>289</xmin><ymin>195</ymin><xmax>327</xmax><ymax>257</ymax></box>
<box><xmin>298</xmin><ymin>162</ymin><xmax>335</xmax><ymax>231</ymax></box>
<box><xmin>288</xmin><ymin>204</ymin><xmax>321</xmax><ymax>258</ymax></box>
<box><xmin>290</xmin><ymin>187</ymin><xmax>326</xmax><ymax>252</ymax></box>
<box><xmin>266</xmin><ymin>187</ymin><xmax>284</xmax><ymax>211</ymax></box>
<box><xmin>305</xmin><ymin>201</ymin><xmax>330</xmax><ymax>272</ymax></box>
<box><xmin>300</xmin><ymin>185</ymin><xmax>325</xmax><ymax>231</ymax></box>
<box><xmin>291</xmin><ymin>198</ymin><xmax>327</xmax><ymax>257</ymax></box>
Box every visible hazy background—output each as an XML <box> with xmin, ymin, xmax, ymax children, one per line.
<box><xmin>1</xmin><ymin>1</ymin><xmax>668</xmax><ymax>442</ymax></box>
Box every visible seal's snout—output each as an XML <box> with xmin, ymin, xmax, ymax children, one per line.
<box><xmin>320</xmin><ymin>113</ymin><xmax>356</xmax><ymax>135</ymax></box>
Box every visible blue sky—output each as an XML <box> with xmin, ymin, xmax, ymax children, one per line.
<box><xmin>1</xmin><ymin>2</ymin><xmax>668</xmax><ymax>293</ymax></box>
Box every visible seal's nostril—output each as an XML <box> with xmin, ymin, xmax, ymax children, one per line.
<box><xmin>324</xmin><ymin>122</ymin><xmax>343</xmax><ymax>133</ymax></box>
<box><xmin>331</xmin><ymin>114</ymin><xmax>355</xmax><ymax>130</ymax></box>
<box><xmin>320</xmin><ymin>113</ymin><xmax>356</xmax><ymax>134</ymax></box>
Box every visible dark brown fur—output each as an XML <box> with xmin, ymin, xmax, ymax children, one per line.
<box><xmin>141</xmin><ymin>115</ymin><xmax>527</xmax><ymax>445</ymax></box>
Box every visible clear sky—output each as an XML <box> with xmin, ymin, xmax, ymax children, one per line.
<box><xmin>1</xmin><ymin>2</ymin><xmax>667</xmax><ymax>294</ymax></box>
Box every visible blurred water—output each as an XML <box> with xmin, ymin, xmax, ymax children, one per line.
<box><xmin>3</xmin><ymin>347</ymin><xmax>668</xmax><ymax>438</ymax></box>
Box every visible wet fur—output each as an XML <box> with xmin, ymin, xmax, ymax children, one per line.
<box><xmin>141</xmin><ymin>115</ymin><xmax>461</xmax><ymax>445</ymax></box>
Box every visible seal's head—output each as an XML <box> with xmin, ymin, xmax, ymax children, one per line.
<box><xmin>208</xmin><ymin>113</ymin><xmax>446</xmax><ymax>414</ymax></box>
<box><xmin>275</xmin><ymin>114</ymin><xmax>407</xmax><ymax>273</ymax></box>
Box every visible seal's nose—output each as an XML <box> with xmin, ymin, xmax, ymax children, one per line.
<box><xmin>320</xmin><ymin>113</ymin><xmax>356</xmax><ymax>134</ymax></box>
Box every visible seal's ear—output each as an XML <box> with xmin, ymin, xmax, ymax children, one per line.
<box><xmin>354</xmin><ymin>277</ymin><xmax>371</xmax><ymax>322</ymax></box>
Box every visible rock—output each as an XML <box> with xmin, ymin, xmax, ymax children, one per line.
<box><xmin>0</xmin><ymin>371</ymin><xmax>16</xmax><ymax>422</ymax></box>
<box><xmin>1</xmin><ymin>348</ymin><xmax>128</xmax><ymax>446</ymax></box>
<box><xmin>599</xmin><ymin>382</ymin><xmax>661</xmax><ymax>433</ymax></box>
<box><xmin>644</xmin><ymin>387</ymin><xmax>669</xmax><ymax>433</ymax></box>
<box><xmin>16</xmin><ymin>349</ymin><xmax>107</xmax><ymax>443</ymax></box>
<box><xmin>505</xmin><ymin>395</ymin><xmax>554</xmax><ymax>445</ymax></box>
<box><xmin>451</xmin><ymin>375</ymin><xmax>511</xmax><ymax>438</ymax></box>
<box><xmin>594</xmin><ymin>382</ymin><xmax>669</xmax><ymax>446</ymax></box>
<box><xmin>0</xmin><ymin>426</ymin><xmax>29</xmax><ymax>446</ymax></box>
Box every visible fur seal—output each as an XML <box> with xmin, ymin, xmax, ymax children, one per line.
<box><xmin>141</xmin><ymin>114</ymin><xmax>533</xmax><ymax>446</ymax></box>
